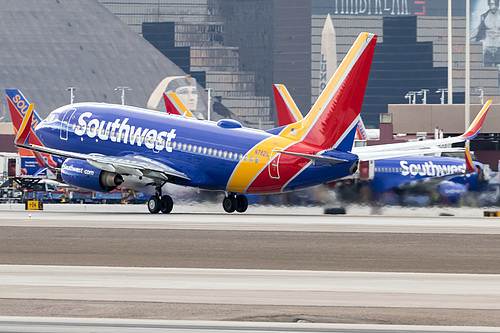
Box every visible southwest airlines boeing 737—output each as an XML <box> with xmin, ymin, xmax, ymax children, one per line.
<box><xmin>11</xmin><ymin>33</ymin><xmax>491</xmax><ymax>214</ymax></box>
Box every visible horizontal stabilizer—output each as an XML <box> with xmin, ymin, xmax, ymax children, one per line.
<box><xmin>278</xmin><ymin>150</ymin><xmax>348</xmax><ymax>165</ymax></box>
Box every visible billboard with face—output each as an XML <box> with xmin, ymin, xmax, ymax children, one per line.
<box><xmin>471</xmin><ymin>0</ymin><xmax>500</xmax><ymax>67</ymax></box>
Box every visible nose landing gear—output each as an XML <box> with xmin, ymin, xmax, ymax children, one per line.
<box><xmin>223</xmin><ymin>193</ymin><xmax>248</xmax><ymax>213</ymax></box>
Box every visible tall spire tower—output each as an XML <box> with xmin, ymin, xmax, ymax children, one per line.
<box><xmin>319</xmin><ymin>13</ymin><xmax>338</xmax><ymax>96</ymax></box>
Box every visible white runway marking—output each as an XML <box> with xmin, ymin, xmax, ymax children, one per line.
<box><xmin>1</xmin><ymin>265</ymin><xmax>499</xmax><ymax>309</ymax></box>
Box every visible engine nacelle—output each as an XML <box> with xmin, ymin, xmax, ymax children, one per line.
<box><xmin>61</xmin><ymin>158</ymin><xmax>123</xmax><ymax>192</ymax></box>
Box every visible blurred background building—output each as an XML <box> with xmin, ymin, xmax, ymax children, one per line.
<box><xmin>98</xmin><ymin>0</ymin><xmax>497</xmax><ymax>126</ymax></box>
<box><xmin>1</xmin><ymin>0</ymin><xmax>499</xmax><ymax>164</ymax></box>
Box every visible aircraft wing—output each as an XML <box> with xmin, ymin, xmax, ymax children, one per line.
<box><xmin>14</xmin><ymin>104</ymin><xmax>190</xmax><ymax>182</ymax></box>
<box><xmin>353</xmin><ymin>100</ymin><xmax>492</xmax><ymax>161</ymax></box>
<box><xmin>16</xmin><ymin>143</ymin><xmax>190</xmax><ymax>181</ymax></box>
<box><xmin>356</xmin><ymin>147</ymin><xmax>467</xmax><ymax>161</ymax></box>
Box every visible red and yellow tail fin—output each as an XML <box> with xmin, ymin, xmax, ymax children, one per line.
<box><xmin>465</xmin><ymin>147</ymin><xmax>475</xmax><ymax>173</ymax></box>
<box><xmin>163</xmin><ymin>92</ymin><xmax>196</xmax><ymax>118</ymax></box>
<box><xmin>273</xmin><ymin>84</ymin><xmax>303</xmax><ymax>126</ymax></box>
<box><xmin>279</xmin><ymin>32</ymin><xmax>377</xmax><ymax>152</ymax></box>
<box><xmin>14</xmin><ymin>103</ymin><xmax>34</xmax><ymax>146</ymax></box>
<box><xmin>355</xmin><ymin>117</ymin><xmax>369</xmax><ymax>140</ymax></box>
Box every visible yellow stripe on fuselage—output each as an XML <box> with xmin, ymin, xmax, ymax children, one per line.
<box><xmin>278</xmin><ymin>32</ymin><xmax>371</xmax><ymax>142</ymax></box>
<box><xmin>226</xmin><ymin>135</ymin><xmax>294</xmax><ymax>193</ymax></box>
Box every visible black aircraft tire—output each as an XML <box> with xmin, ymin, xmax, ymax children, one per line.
<box><xmin>223</xmin><ymin>196</ymin><xmax>236</xmax><ymax>213</ymax></box>
<box><xmin>160</xmin><ymin>195</ymin><xmax>174</xmax><ymax>214</ymax></box>
<box><xmin>235</xmin><ymin>194</ymin><xmax>248</xmax><ymax>213</ymax></box>
<box><xmin>147</xmin><ymin>196</ymin><xmax>161</xmax><ymax>214</ymax></box>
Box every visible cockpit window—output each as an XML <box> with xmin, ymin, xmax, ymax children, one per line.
<box><xmin>45</xmin><ymin>113</ymin><xmax>57</xmax><ymax>122</ymax></box>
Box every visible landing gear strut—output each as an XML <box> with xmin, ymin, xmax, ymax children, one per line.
<box><xmin>223</xmin><ymin>193</ymin><xmax>248</xmax><ymax>213</ymax></box>
<box><xmin>148</xmin><ymin>182</ymin><xmax>173</xmax><ymax>214</ymax></box>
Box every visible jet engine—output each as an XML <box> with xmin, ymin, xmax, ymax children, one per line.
<box><xmin>61</xmin><ymin>158</ymin><xmax>123</xmax><ymax>192</ymax></box>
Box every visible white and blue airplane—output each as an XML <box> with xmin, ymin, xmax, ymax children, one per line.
<box><xmin>11</xmin><ymin>33</ymin><xmax>491</xmax><ymax>214</ymax></box>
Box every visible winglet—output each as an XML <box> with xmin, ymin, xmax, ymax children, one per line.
<box><xmin>15</xmin><ymin>103</ymin><xmax>34</xmax><ymax>146</ymax></box>
<box><xmin>33</xmin><ymin>150</ymin><xmax>59</xmax><ymax>170</ymax></box>
<box><xmin>465</xmin><ymin>147</ymin><xmax>475</xmax><ymax>173</ymax></box>
<box><xmin>163</xmin><ymin>92</ymin><xmax>196</xmax><ymax>118</ymax></box>
<box><xmin>461</xmin><ymin>100</ymin><xmax>492</xmax><ymax>140</ymax></box>
<box><xmin>33</xmin><ymin>151</ymin><xmax>47</xmax><ymax>168</ymax></box>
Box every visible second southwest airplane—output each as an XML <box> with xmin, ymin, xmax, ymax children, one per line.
<box><xmin>272</xmin><ymin>83</ymin><xmax>487</xmax><ymax>194</ymax></box>
<box><xmin>12</xmin><ymin>33</ymin><xmax>491</xmax><ymax>214</ymax></box>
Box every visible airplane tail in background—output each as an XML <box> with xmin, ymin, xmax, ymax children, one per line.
<box><xmin>163</xmin><ymin>92</ymin><xmax>196</xmax><ymax>118</ymax></box>
<box><xmin>465</xmin><ymin>147</ymin><xmax>475</xmax><ymax>173</ymax></box>
<box><xmin>355</xmin><ymin>117</ymin><xmax>369</xmax><ymax>140</ymax></box>
<box><xmin>279</xmin><ymin>32</ymin><xmax>377</xmax><ymax>152</ymax></box>
<box><xmin>14</xmin><ymin>102</ymin><xmax>34</xmax><ymax>147</ymax></box>
<box><xmin>273</xmin><ymin>84</ymin><xmax>303</xmax><ymax>126</ymax></box>
<box><xmin>460</xmin><ymin>100</ymin><xmax>492</xmax><ymax>140</ymax></box>
<box><xmin>6</xmin><ymin>89</ymin><xmax>60</xmax><ymax>170</ymax></box>
<box><xmin>6</xmin><ymin>89</ymin><xmax>44</xmax><ymax>136</ymax></box>
<box><xmin>274</xmin><ymin>83</ymin><xmax>370</xmax><ymax>143</ymax></box>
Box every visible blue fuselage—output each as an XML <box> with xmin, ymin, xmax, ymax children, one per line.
<box><xmin>370</xmin><ymin>156</ymin><xmax>483</xmax><ymax>192</ymax></box>
<box><xmin>35</xmin><ymin>103</ymin><xmax>358</xmax><ymax>194</ymax></box>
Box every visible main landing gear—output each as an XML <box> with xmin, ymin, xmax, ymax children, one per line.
<box><xmin>223</xmin><ymin>193</ymin><xmax>248</xmax><ymax>213</ymax></box>
<box><xmin>148</xmin><ymin>183</ymin><xmax>173</xmax><ymax>214</ymax></box>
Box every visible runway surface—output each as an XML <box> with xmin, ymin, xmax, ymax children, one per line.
<box><xmin>1</xmin><ymin>317</ymin><xmax>499</xmax><ymax>333</ymax></box>
<box><xmin>2</xmin><ymin>265</ymin><xmax>500</xmax><ymax>309</ymax></box>
<box><xmin>1</xmin><ymin>204</ymin><xmax>500</xmax><ymax>328</ymax></box>
<box><xmin>2</xmin><ymin>203</ymin><xmax>500</xmax><ymax>234</ymax></box>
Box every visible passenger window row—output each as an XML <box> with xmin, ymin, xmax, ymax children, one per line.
<box><xmin>169</xmin><ymin>141</ymin><xmax>260</xmax><ymax>164</ymax></box>
<box><xmin>74</xmin><ymin>124</ymin><xmax>261</xmax><ymax>164</ymax></box>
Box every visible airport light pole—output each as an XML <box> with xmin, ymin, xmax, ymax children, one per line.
<box><xmin>406</xmin><ymin>91</ymin><xmax>418</xmax><ymax>104</ymax></box>
<box><xmin>465</xmin><ymin>0</ymin><xmax>470</xmax><ymax>149</ymax></box>
<box><xmin>478</xmin><ymin>87</ymin><xmax>484</xmax><ymax>104</ymax></box>
<box><xmin>67</xmin><ymin>87</ymin><xmax>76</xmax><ymax>104</ymax></box>
<box><xmin>0</xmin><ymin>100</ymin><xmax>5</xmax><ymax>121</ymax></box>
<box><xmin>115</xmin><ymin>86</ymin><xmax>131</xmax><ymax>105</ymax></box>
<box><xmin>436</xmin><ymin>88</ymin><xmax>447</xmax><ymax>104</ymax></box>
<box><xmin>404</xmin><ymin>93</ymin><xmax>411</xmax><ymax>104</ymax></box>
<box><xmin>448</xmin><ymin>0</ymin><xmax>453</xmax><ymax>104</ymax></box>
<box><xmin>419</xmin><ymin>89</ymin><xmax>429</xmax><ymax>104</ymax></box>
<box><xmin>206</xmin><ymin>88</ymin><xmax>212</xmax><ymax>121</ymax></box>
